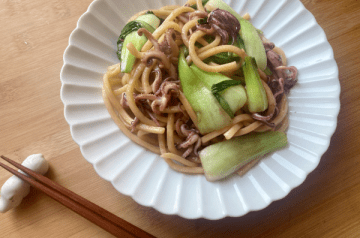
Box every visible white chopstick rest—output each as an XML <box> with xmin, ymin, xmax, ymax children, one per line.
<box><xmin>0</xmin><ymin>154</ymin><xmax>49</xmax><ymax>213</ymax></box>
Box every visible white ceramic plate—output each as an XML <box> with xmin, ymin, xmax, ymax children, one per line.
<box><xmin>60</xmin><ymin>0</ymin><xmax>340</xmax><ymax>219</ymax></box>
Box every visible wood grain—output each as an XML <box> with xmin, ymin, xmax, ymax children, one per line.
<box><xmin>0</xmin><ymin>0</ymin><xmax>359</xmax><ymax>237</ymax></box>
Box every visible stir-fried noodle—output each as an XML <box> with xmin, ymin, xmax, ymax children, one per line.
<box><xmin>102</xmin><ymin>0</ymin><xmax>297</xmax><ymax>176</ymax></box>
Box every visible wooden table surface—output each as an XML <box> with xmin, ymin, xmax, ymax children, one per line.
<box><xmin>0</xmin><ymin>0</ymin><xmax>359</xmax><ymax>237</ymax></box>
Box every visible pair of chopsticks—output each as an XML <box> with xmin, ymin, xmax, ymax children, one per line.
<box><xmin>0</xmin><ymin>155</ymin><xmax>154</xmax><ymax>238</ymax></box>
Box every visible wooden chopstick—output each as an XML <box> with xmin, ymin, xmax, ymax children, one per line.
<box><xmin>0</xmin><ymin>155</ymin><xmax>154</xmax><ymax>238</ymax></box>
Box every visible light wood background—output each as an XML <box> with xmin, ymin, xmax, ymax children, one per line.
<box><xmin>0</xmin><ymin>0</ymin><xmax>359</xmax><ymax>237</ymax></box>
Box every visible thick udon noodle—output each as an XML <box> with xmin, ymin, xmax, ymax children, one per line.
<box><xmin>102</xmin><ymin>0</ymin><xmax>292</xmax><ymax>176</ymax></box>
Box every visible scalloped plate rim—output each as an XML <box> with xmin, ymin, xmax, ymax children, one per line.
<box><xmin>60</xmin><ymin>0</ymin><xmax>340</xmax><ymax>220</ymax></box>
